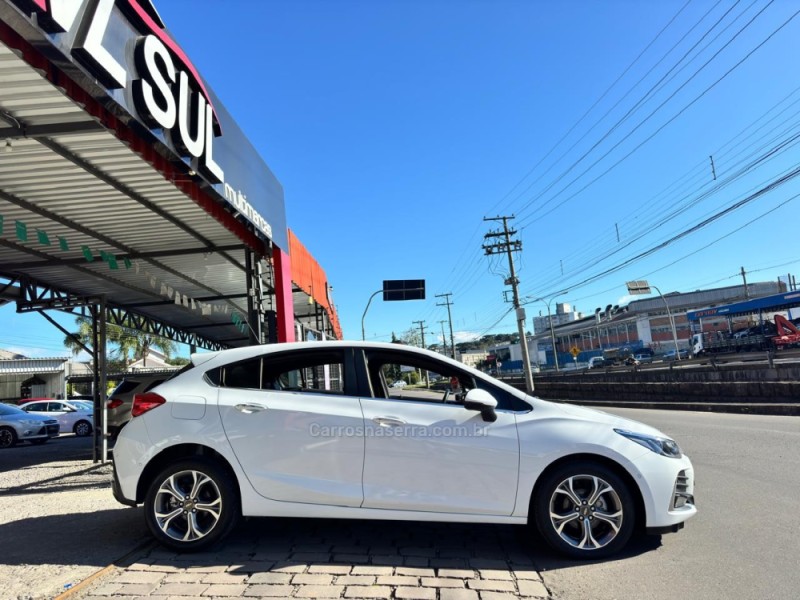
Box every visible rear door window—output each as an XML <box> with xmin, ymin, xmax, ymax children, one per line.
<box><xmin>218</xmin><ymin>349</ymin><xmax>356</xmax><ymax>396</ymax></box>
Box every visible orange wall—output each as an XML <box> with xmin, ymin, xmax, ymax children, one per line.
<box><xmin>288</xmin><ymin>229</ymin><xmax>342</xmax><ymax>339</ymax></box>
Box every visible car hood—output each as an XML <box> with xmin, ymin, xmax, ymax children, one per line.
<box><xmin>531</xmin><ymin>397</ymin><xmax>667</xmax><ymax>438</ymax></box>
<box><xmin>3</xmin><ymin>412</ymin><xmax>51</xmax><ymax>423</ymax></box>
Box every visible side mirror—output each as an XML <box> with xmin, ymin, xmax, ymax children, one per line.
<box><xmin>463</xmin><ymin>388</ymin><xmax>498</xmax><ymax>422</ymax></box>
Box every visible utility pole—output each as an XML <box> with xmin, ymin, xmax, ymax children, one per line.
<box><xmin>438</xmin><ymin>320</ymin><xmax>449</xmax><ymax>356</ymax></box>
<box><xmin>741</xmin><ymin>266</ymin><xmax>749</xmax><ymax>299</ymax></box>
<box><xmin>483</xmin><ymin>215</ymin><xmax>534</xmax><ymax>393</ymax></box>
<box><xmin>412</xmin><ymin>319</ymin><xmax>430</xmax><ymax>387</ymax></box>
<box><xmin>412</xmin><ymin>320</ymin><xmax>426</xmax><ymax>349</ymax></box>
<box><xmin>436</xmin><ymin>292</ymin><xmax>457</xmax><ymax>360</ymax></box>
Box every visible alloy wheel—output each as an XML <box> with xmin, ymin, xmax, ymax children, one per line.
<box><xmin>548</xmin><ymin>474</ymin><xmax>624</xmax><ymax>551</ymax></box>
<box><xmin>152</xmin><ymin>470</ymin><xmax>222</xmax><ymax>542</ymax></box>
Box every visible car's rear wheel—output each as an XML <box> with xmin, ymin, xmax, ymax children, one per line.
<box><xmin>73</xmin><ymin>420</ymin><xmax>92</xmax><ymax>436</ymax></box>
<box><xmin>534</xmin><ymin>462</ymin><xmax>635</xmax><ymax>559</ymax></box>
<box><xmin>143</xmin><ymin>458</ymin><xmax>240</xmax><ymax>552</ymax></box>
<box><xmin>0</xmin><ymin>426</ymin><xmax>17</xmax><ymax>449</ymax></box>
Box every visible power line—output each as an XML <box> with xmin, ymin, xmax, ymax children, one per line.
<box><xmin>488</xmin><ymin>0</ymin><xmax>700</xmax><ymax>218</ymax></box>
<box><xmin>518</xmin><ymin>1</ymin><xmax>789</xmax><ymax>228</ymax></box>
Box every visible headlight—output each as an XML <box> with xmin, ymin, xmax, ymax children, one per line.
<box><xmin>21</xmin><ymin>419</ymin><xmax>40</xmax><ymax>426</ymax></box>
<box><xmin>615</xmin><ymin>428</ymin><xmax>682</xmax><ymax>458</ymax></box>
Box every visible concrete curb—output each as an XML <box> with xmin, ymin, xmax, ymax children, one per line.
<box><xmin>54</xmin><ymin>539</ymin><xmax>156</xmax><ymax>600</ymax></box>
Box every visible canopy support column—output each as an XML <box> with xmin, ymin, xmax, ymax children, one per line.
<box><xmin>273</xmin><ymin>247</ymin><xmax>295</xmax><ymax>343</ymax></box>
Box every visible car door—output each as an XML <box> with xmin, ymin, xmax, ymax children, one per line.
<box><xmin>21</xmin><ymin>401</ymin><xmax>48</xmax><ymax>419</ymax></box>
<box><xmin>359</xmin><ymin>349</ymin><xmax>520</xmax><ymax>516</ymax></box>
<box><xmin>217</xmin><ymin>347</ymin><xmax>365</xmax><ymax>507</ymax></box>
<box><xmin>22</xmin><ymin>401</ymin><xmax>67</xmax><ymax>427</ymax></box>
<box><xmin>47</xmin><ymin>402</ymin><xmax>76</xmax><ymax>431</ymax></box>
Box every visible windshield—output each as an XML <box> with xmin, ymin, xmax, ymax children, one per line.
<box><xmin>0</xmin><ymin>403</ymin><xmax>25</xmax><ymax>416</ymax></box>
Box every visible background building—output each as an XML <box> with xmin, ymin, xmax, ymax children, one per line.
<box><xmin>532</xmin><ymin>303</ymin><xmax>583</xmax><ymax>335</ymax></box>
<box><xmin>529</xmin><ymin>281</ymin><xmax>784</xmax><ymax>368</ymax></box>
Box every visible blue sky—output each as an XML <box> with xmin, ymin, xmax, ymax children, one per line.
<box><xmin>4</xmin><ymin>0</ymin><xmax>800</xmax><ymax>357</ymax></box>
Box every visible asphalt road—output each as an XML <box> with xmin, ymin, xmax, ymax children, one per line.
<box><xmin>530</xmin><ymin>408</ymin><xmax>800</xmax><ymax>600</ymax></box>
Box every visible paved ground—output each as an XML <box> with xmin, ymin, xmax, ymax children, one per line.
<box><xmin>79</xmin><ymin>519</ymin><xmax>551</xmax><ymax>600</ymax></box>
<box><xmin>0</xmin><ymin>435</ymin><xmax>551</xmax><ymax>600</ymax></box>
<box><xmin>0</xmin><ymin>435</ymin><xmax>150</xmax><ymax>600</ymax></box>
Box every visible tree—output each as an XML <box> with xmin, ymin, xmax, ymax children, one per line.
<box><xmin>63</xmin><ymin>317</ymin><xmax>177</xmax><ymax>369</ymax></box>
<box><xmin>166</xmin><ymin>356</ymin><xmax>190</xmax><ymax>366</ymax></box>
<box><xmin>399</xmin><ymin>327</ymin><xmax>422</xmax><ymax>348</ymax></box>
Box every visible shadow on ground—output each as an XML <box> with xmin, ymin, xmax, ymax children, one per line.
<box><xmin>0</xmin><ymin>434</ymin><xmax>103</xmax><ymax>473</ymax></box>
<box><xmin>137</xmin><ymin>516</ymin><xmax>662</xmax><ymax>575</ymax></box>
<box><xmin>0</xmin><ymin>507</ymin><xmax>149</xmax><ymax>567</ymax></box>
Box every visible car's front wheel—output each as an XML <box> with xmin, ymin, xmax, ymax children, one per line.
<box><xmin>534</xmin><ymin>462</ymin><xmax>635</xmax><ymax>559</ymax></box>
<box><xmin>0</xmin><ymin>426</ymin><xmax>17</xmax><ymax>449</ymax></box>
<box><xmin>143</xmin><ymin>458</ymin><xmax>240</xmax><ymax>551</ymax></box>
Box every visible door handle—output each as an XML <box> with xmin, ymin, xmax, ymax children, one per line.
<box><xmin>234</xmin><ymin>403</ymin><xmax>268</xmax><ymax>414</ymax></box>
<box><xmin>372</xmin><ymin>416</ymin><xmax>406</xmax><ymax>427</ymax></box>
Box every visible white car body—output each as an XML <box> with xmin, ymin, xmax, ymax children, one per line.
<box><xmin>113</xmin><ymin>341</ymin><xmax>696</xmax><ymax>556</ymax></box>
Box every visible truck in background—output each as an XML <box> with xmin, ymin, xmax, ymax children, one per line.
<box><xmin>601</xmin><ymin>346</ymin><xmax>649</xmax><ymax>366</ymax></box>
<box><xmin>691</xmin><ymin>314</ymin><xmax>800</xmax><ymax>355</ymax></box>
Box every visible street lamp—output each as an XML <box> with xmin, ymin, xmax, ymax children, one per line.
<box><xmin>361</xmin><ymin>280</ymin><xmax>426</xmax><ymax>340</ymax></box>
<box><xmin>545</xmin><ymin>296</ymin><xmax>562</xmax><ymax>372</ymax></box>
<box><xmin>361</xmin><ymin>290</ymin><xmax>383</xmax><ymax>341</ymax></box>
<box><xmin>527</xmin><ymin>293</ymin><xmax>566</xmax><ymax>372</ymax></box>
<box><xmin>594</xmin><ymin>307</ymin><xmax>603</xmax><ymax>351</ymax></box>
<box><xmin>626</xmin><ymin>280</ymin><xmax>681</xmax><ymax>359</ymax></box>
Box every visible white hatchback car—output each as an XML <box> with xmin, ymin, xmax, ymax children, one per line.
<box><xmin>112</xmin><ymin>342</ymin><xmax>696</xmax><ymax>557</ymax></box>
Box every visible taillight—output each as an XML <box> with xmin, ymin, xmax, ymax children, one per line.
<box><xmin>131</xmin><ymin>392</ymin><xmax>166</xmax><ymax>417</ymax></box>
<box><xmin>106</xmin><ymin>398</ymin><xmax>123</xmax><ymax>410</ymax></box>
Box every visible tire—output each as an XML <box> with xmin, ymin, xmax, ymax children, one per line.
<box><xmin>30</xmin><ymin>438</ymin><xmax>48</xmax><ymax>445</ymax></box>
<box><xmin>0</xmin><ymin>426</ymin><xmax>17</xmax><ymax>449</ymax></box>
<box><xmin>73</xmin><ymin>420</ymin><xmax>92</xmax><ymax>437</ymax></box>
<box><xmin>143</xmin><ymin>458</ymin><xmax>240</xmax><ymax>552</ymax></box>
<box><xmin>533</xmin><ymin>461</ymin><xmax>636</xmax><ymax>559</ymax></box>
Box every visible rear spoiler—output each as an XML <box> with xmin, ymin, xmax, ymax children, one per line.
<box><xmin>190</xmin><ymin>351</ymin><xmax>220</xmax><ymax>367</ymax></box>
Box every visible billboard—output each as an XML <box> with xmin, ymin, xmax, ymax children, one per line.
<box><xmin>6</xmin><ymin>0</ymin><xmax>288</xmax><ymax>248</ymax></box>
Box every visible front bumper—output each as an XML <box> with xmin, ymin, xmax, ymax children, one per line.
<box><xmin>647</xmin><ymin>522</ymin><xmax>686</xmax><ymax>535</ymax></box>
<box><xmin>633</xmin><ymin>452</ymin><xmax>697</xmax><ymax>529</ymax></box>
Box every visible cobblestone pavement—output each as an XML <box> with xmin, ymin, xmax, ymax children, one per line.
<box><xmin>76</xmin><ymin>518</ymin><xmax>553</xmax><ymax>599</ymax></box>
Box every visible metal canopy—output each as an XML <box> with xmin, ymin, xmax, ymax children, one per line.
<box><xmin>0</xmin><ymin>40</ymin><xmax>269</xmax><ymax>349</ymax></box>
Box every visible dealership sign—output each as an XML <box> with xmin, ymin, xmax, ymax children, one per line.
<box><xmin>7</xmin><ymin>0</ymin><xmax>283</xmax><ymax>245</ymax></box>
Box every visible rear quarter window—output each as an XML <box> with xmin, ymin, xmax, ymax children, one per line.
<box><xmin>110</xmin><ymin>380</ymin><xmax>139</xmax><ymax>396</ymax></box>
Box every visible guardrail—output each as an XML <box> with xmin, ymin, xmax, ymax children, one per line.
<box><xmin>497</xmin><ymin>353</ymin><xmax>800</xmax><ymax>415</ymax></box>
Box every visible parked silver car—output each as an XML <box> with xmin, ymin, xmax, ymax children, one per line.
<box><xmin>0</xmin><ymin>403</ymin><xmax>60</xmax><ymax>448</ymax></box>
<box><xmin>21</xmin><ymin>399</ymin><xmax>94</xmax><ymax>436</ymax></box>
